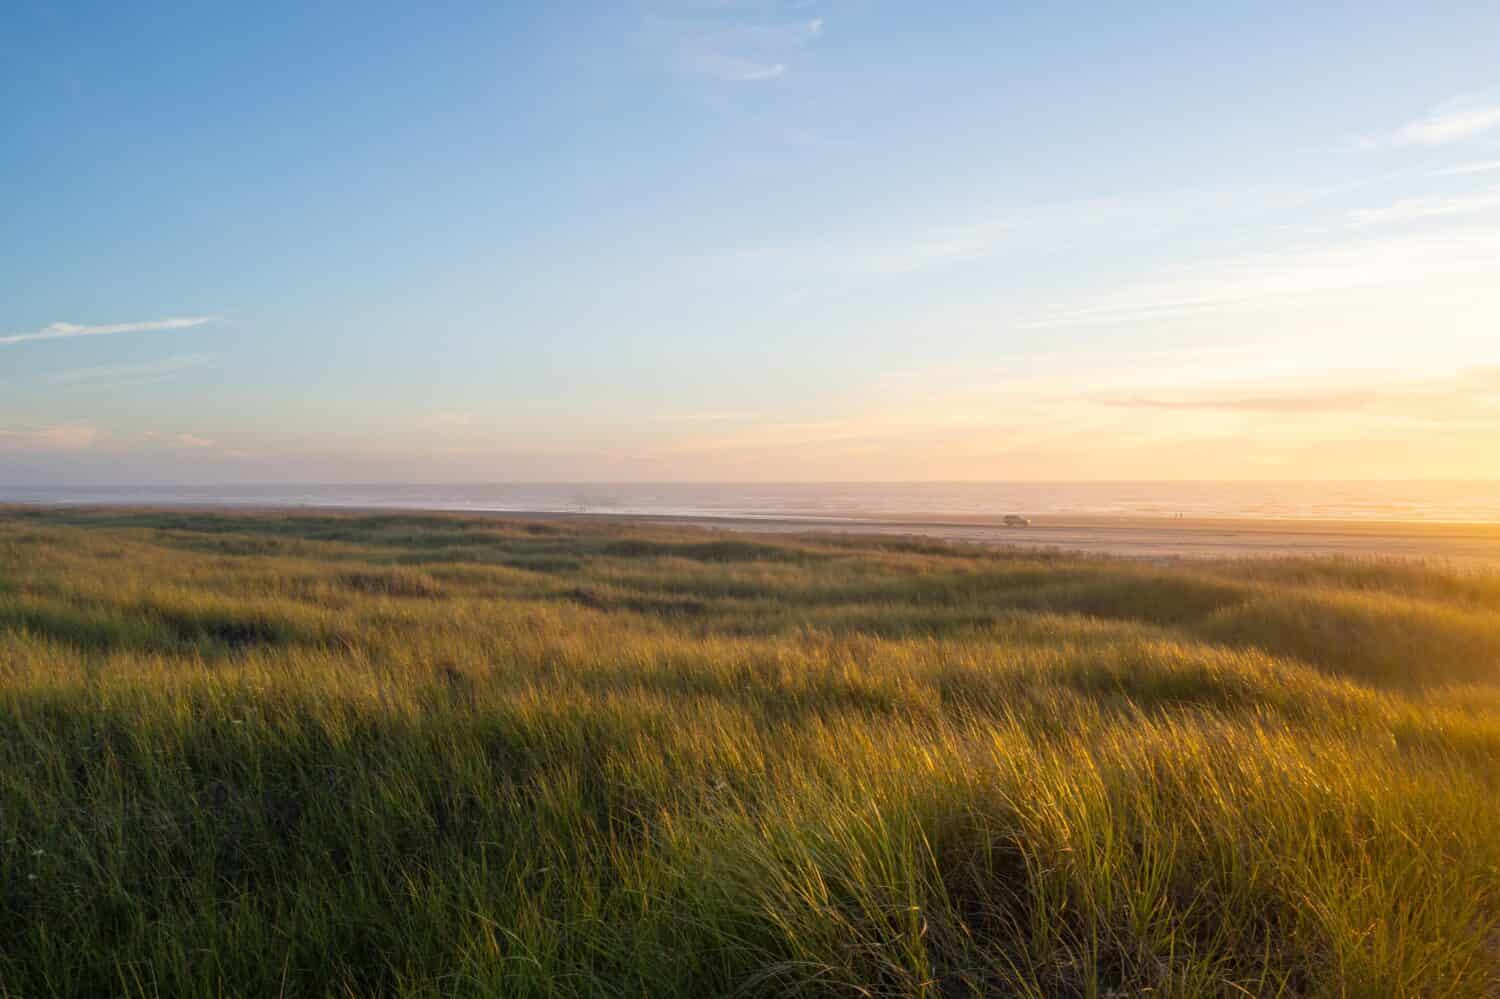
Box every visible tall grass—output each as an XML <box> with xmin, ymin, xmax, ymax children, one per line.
<box><xmin>0</xmin><ymin>508</ymin><xmax>1497</xmax><ymax>996</ymax></box>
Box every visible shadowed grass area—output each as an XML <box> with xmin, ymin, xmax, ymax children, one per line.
<box><xmin>0</xmin><ymin>507</ymin><xmax>1497</xmax><ymax>996</ymax></box>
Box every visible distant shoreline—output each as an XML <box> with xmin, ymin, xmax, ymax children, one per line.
<box><xmin>10</xmin><ymin>502</ymin><xmax>1500</xmax><ymax>564</ymax></box>
<box><xmin>540</xmin><ymin>510</ymin><xmax>1500</xmax><ymax>564</ymax></box>
<box><xmin>6</xmin><ymin>481</ymin><xmax>1500</xmax><ymax>527</ymax></box>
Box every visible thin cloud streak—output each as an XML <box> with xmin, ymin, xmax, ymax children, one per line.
<box><xmin>1020</xmin><ymin>228</ymin><xmax>1500</xmax><ymax>329</ymax></box>
<box><xmin>1431</xmin><ymin>160</ymin><xmax>1500</xmax><ymax>177</ymax></box>
<box><xmin>720</xmin><ymin>184</ymin><xmax>1316</xmax><ymax>282</ymax></box>
<box><xmin>701</xmin><ymin>57</ymin><xmax>785</xmax><ymax>81</ymax></box>
<box><xmin>731</xmin><ymin>220</ymin><xmax>1009</xmax><ymax>277</ymax></box>
<box><xmin>44</xmin><ymin>353</ymin><xmax>217</xmax><ymax>386</ymax></box>
<box><xmin>1100</xmin><ymin>366</ymin><xmax>1500</xmax><ymax>421</ymax></box>
<box><xmin>1105</xmin><ymin>391</ymin><xmax>1379</xmax><ymax>414</ymax></box>
<box><xmin>0</xmin><ymin>317</ymin><xmax>217</xmax><ymax>347</ymax></box>
<box><xmin>1379</xmin><ymin>101</ymin><xmax>1500</xmax><ymax>148</ymax></box>
<box><xmin>645</xmin><ymin>12</ymin><xmax>823</xmax><ymax>83</ymax></box>
<box><xmin>1350</xmin><ymin>188</ymin><xmax>1500</xmax><ymax>226</ymax></box>
<box><xmin>0</xmin><ymin>423</ymin><xmax>101</xmax><ymax>451</ymax></box>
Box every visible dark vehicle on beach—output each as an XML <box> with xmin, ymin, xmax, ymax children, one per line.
<box><xmin>1003</xmin><ymin>514</ymin><xmax>1030</xmax><ymax>527</ymax></box>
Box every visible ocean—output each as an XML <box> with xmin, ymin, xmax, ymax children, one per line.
<box><xmin>2</xmin><ymin>482</ymin><xmax>1498</xmax><ymax>524</ymax></box>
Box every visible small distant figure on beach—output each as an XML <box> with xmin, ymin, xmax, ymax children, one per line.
<box><xmin>1003</xmin><ymin>514</ymin><xmax>1031</xmax><ymax>527</ymax></box>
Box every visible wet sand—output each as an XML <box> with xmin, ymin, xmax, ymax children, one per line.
<box><xmin>539</xmin><ymin>512</ymin><xmax>1500</xmax><ymax>565</ymax></box>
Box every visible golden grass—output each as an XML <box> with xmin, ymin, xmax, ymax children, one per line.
<box><xmin>0</xmin><ymin>507</ymin><xmax>1497</xmax><ymax>996</ymax></box>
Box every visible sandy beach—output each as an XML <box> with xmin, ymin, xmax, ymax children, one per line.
<box><xmin>539</xmin><ymin>511</ymin><xmax>1500</xmax><ymax>565</ymax></box>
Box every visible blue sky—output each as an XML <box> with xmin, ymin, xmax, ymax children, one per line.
<box><xmin>4</xmin><ymin>0</ymin><xmax>1500</xmax><ymax>482</ymax></box>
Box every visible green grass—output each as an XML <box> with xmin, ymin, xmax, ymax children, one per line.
<box><xmin>1</xmin><ymin>507</ymin><xmax>1498</xmax><ymax>997</ymax></box>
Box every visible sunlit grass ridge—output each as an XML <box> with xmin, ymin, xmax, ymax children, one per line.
<box><xmin>1</xmin><ymin>508</ymin><xmax>1498</xmax><ymax>996</ymax></box>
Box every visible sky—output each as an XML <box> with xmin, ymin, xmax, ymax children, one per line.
<box><xmin>4</xmin><ymin>0</ymin><xmax>1500</xmax><ymax>483</ymax></box>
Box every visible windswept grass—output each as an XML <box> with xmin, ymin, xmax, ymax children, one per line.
<box><xmin>1</xmin><ymin>507</ymin><xmax>1498</xmax><ymax>996</ymax></box>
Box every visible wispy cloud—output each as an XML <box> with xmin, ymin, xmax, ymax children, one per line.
<box><xmin>43</xmin><ymin>352</ymin><xmax>217</xmax><ymax>386</ymax></box>
<box><xmin>1101</xmin><ymin>366</ymin><xmax>1500</xmax><ymax>422</ymax></box>
<box><xmin>722</xmin><ymin>184</ymin><xmax>1314</xmax><ymax>282</ymax></box>
<box><xmin>0</xmin><ymin>316</ymin><xmax>217</xmax><ymax>347</ymax></box>
<box><xmin>1350</xmin><ymin>187</ymin><xmax>1500</xmax><ymax>226</ymax></box>
<box><xmin>1105</xmin><ymin>390</ymin><xmax>1378</xmax><ymax>414</ymax></box>
<box><xmin>432</xmin><ymin>410</ymin><xmax>475</xmax><ymax>427</ymax></box>
<box><xmin>1372</xmin><ymin>100</ymin><xmax>1500</xmax><ymax>148</ymax></box>
<box><xmin>733</xmin><ymin>220</ymin><xmax>1010</xmax><ymax>277</ymax></box>
<box><xmin>645</xmin><ymin>11</ymin><xmax>823</xmax><ymax>82</ymax></box>
<box><xmin>142</xmin><ymin>430</ymin><xmax>230</xmax><ymax>451</ymax></box>
<box><xmin>693</xmin><ymin>55</ymin><xmax>787</xmax><ymax>82</ymax></box>
<box><xmin>1020</xmin><ymin>227</ymin><xmax>1500</xmax><ymax>329</ymax></box>
<box><xmin>0</xmin><ymin>423</ymin><xmax>101</xmax><ymax>451</ymax></box>
<box><xmin>847</xmin><ymin>227</ymin><xmax>1003</xmax><ymax>276</ymax></box>
<box><xmin>1430</xmin><ymin>160</ymin><xmax>1500</xmax><ymax>177</ymax></box>
<box><xmin>672</xmin><ymin>410</ymin><xmax>759</xmax><ymax>423</ymax></box>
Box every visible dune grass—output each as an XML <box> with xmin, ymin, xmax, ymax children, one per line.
<box><xmin>0</xmin><ymin>507</ymin><xmax>1497</xmax><ymax>997</ymax></box>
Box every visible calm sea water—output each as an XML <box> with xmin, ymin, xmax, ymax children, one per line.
<box><xmin>2</xmin><ymin>482</ymin><xmax>1499</xmax><ymax>523</ymax></box>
